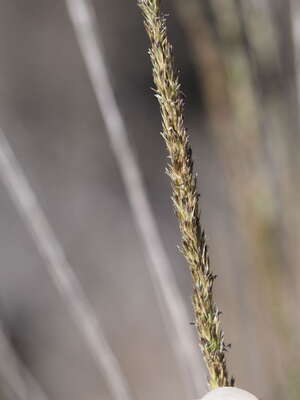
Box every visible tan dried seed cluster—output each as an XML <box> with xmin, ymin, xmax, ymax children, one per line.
<box><xmin>138</xmin><ymin>0</ymin><xmax>234</xmax><ymax>389</ymax></box>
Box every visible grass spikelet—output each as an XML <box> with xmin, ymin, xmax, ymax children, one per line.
<box><xmin>138</xmin><ymin>0</ymin><xmax>234</xmax><ymax>389</ymax></box>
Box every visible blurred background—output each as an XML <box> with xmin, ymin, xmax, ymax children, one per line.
<box><xmin>0</xmin><ymin>0</ymin><xmax>299</xmax><ymax>399</ymax></box>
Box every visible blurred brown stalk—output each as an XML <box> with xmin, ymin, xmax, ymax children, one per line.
<box><xmin>173</xmin><ymin>0</ymin><xmax>300</xmax><ymax>398</ymax></box>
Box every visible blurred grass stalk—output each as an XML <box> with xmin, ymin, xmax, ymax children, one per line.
<box><xmin>0</xmin><ymin>130</ymin><xmax>133</xmax><ymax>400</ymax></box>
<box><xmin>138</xmin><ymin>0</ymin><xmax>233</xmax><ymax>389</ymax></box>
<box><xmin>65</xmin><ymin>0</ymin><xmax>207</xmax><ymax>397</ymax></box>
<box><xmin>290</xmin><ymin>0</ymin><xmax>300</xmax><ymax>112</ymax></box>
<box><xmin>285</xmin><ymin>0</ymin><xmax>300</xmax><ymax>291</ymax></box>
<box><xmin>0</xmin><ymin>324</ymin><xmax>48</xmax><ymax>400</ymax></box>
<box><xmin>240</xmin><ymin>0</ymin><xmax>300</xmax><ymax>291</ymax></box>
<box><xmin>173</xmin><ymin>0</ymin><xmax>300</xmax><ymax>396</ymax></box>
<box><xmin>232</xmin><ymin>0</ymin><xmax>300</xmax><ymax>360</ymax></box>
<box><xmin>236</xmin><ymin>0</ymin><xmax>300</xmax><ymax>342</ymax></box>
<box><xmin>231</xmin><ymin>4</ymin><xmax>300</xmax><ymax>384</ymax></box>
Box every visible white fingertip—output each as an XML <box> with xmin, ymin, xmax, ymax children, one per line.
<box><xmin>199</xmin><ymin>387</ymin><xmax>258</xmax><ymax>400</ymax></box>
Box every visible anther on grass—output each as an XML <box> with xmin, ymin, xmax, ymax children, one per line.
<box><xmin>138</xmin><ymin>0</ymin><xmax>234</xmax><ymax>389</ymax></box>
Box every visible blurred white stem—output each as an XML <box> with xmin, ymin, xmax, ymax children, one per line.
<box><xmin>65</xmin><ymin>0</ymin><xmax>206</xmax><ymax>396</ymax></box>
<box><xmin>0</xmin><ymin>324</ymin><xmax>48</xmax><ymax>400</ymax></box>
<box><xmin>0</xmin><ymin>130</ymin><xmax>133</xmax><ymax>400</ymax></box>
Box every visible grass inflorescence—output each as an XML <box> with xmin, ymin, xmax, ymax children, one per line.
<box><xmin>138</xmin><ymin>0</ymin><xmax>234</xmax><ymax>389</ymax></box>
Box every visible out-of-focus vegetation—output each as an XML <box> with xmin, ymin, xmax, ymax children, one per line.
<box><xmin>174</xmin><ymin>1</ymin><xmax>300</xmax><ymax>398</ymax></box>
<box><xmin>0</xmin><ymin>1</ymin><xmax>299</xmax><ymax>400</ymax></box>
